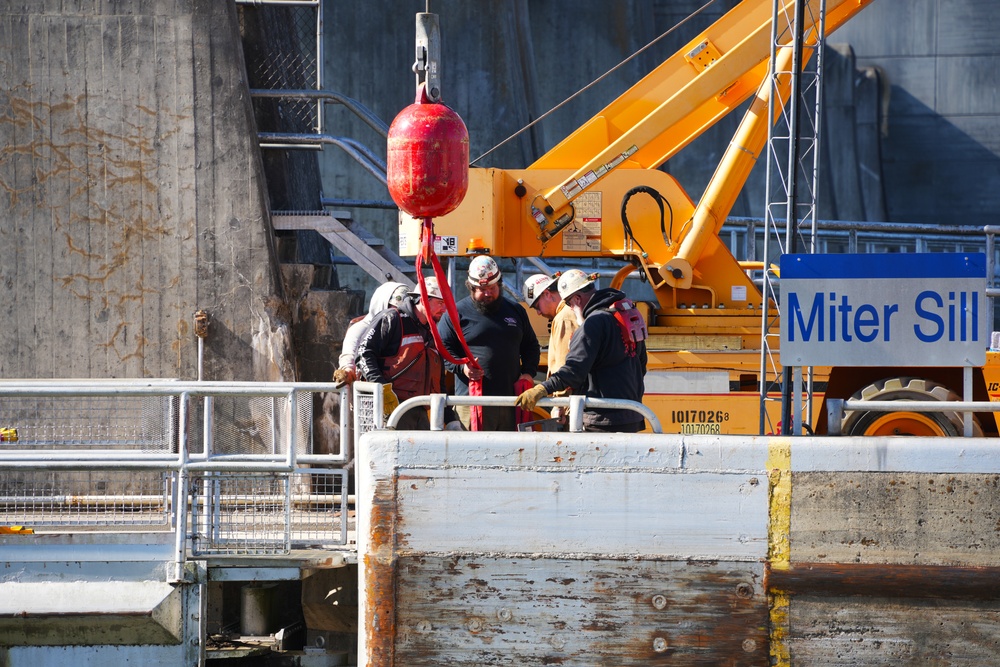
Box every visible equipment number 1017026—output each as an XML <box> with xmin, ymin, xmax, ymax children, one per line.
<box><xmin>671</xmin><ymin>410</ymin><xmax>729</xmax><ymax>423</ymax></box>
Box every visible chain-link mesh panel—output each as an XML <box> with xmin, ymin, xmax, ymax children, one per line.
<box><xmin>191</xmin><ymin>469</ymin><xmax>347</xmax><ymax>555</ymax></box>
<box><xmin>239</xmin><ymin>3</ymin><xmax>321</xmax><ymax>133</ymax></box>
<box><xmin>289</xmin><ymin>468</ymin><xmax>349</xmax><ymax>548</ymax></box>
<box><xmin>353</xmin><ymin>383</ymin><xmax>382</xmax><ymax>439</ymax></box>
<box><xmin>0</xmin><ymin>395</ymin><xmax>176</xmax><ymax>451</ymax></box>
<box><xmin>0</xmin><ymin>470</ymin><xmax>171</xmax><ymax>528</ymax></box>
<box><xmin>184</xmin><ymin>392</ymin><xmax>312</xmax><ymax>456</ymax></box>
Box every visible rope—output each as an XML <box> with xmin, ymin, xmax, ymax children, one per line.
<box><xmin>415</xmin><ymin>218</ymin><xmax>484</xmax><ymax>430</ymax></box>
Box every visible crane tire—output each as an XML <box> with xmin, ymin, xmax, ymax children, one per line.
<box><xmin>841</xmin><ymin>376</ymin><xmax>982</xmax><ymax>437</ymax></box>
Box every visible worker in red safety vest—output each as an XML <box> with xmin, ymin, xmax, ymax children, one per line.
<box><xmin>515</xmin><ymin>270</ymin><xmax>648</xmax><ymax>433</ymax></box>
<box><xmin>356</xmin><ymin>277</ymin><xmax>455</xmax><ymax>430</ymax></box>
<box><xmin>333</xmin><ymin>281</ymin><xmax>409</xmax><ymax>386</ymax></box>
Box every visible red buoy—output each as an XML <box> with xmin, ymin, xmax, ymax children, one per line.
<box><xmin>387</xmin><ymin>86</ymin><xmax>469</xmax><ymax>219</ymax></box>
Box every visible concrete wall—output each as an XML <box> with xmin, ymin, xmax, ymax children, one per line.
<box><xmin>0</xmin><ymin>0</ymin><xmax>293</xmax><ymax>381</ymax></box>
<box><xmin>833</xmin><ymin>0</ymin><xmax>1000</xmax><ymax>226</ymax></box>
<box><xmin>359</xmin><ymin>430</ymin><xmax>1000</xmax><ymax>665</ymax></box>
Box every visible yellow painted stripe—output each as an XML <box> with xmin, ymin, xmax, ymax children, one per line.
<box><xmin>767</xmin><ymin>436</ymin><xmax>792</xmax><ymax>667</ymax></box>
<box><xmin>767</xmin><ymin>435</ymin><xmax>791</xmax><ymax>567</ymax></box>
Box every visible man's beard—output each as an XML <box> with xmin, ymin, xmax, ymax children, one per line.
<box><xmin>472</xmin><ymin>295</ymin><xmax>500</xmax><ymax>315</ymax></box>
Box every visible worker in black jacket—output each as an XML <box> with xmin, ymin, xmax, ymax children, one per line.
<box><xmin>515</xmin><ymin>271</ymin><xmax>648</xmax><ymax>433</ymax></box>
<box><xmin>438</xmin><ymin>255</ymin><xmax>540</xmax><ymax>430</ymax></box>
<box><xmin>356</xmin><ymin>277</ymin><xmax>452</xmax><ymax>430</ymax></box>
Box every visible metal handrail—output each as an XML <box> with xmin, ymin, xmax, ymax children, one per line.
<box><xmin>0</xmin><ymin>380</ymin><xmax>350</xmax><ymax>464</ymax></box>
<box><xmin>0</xmin><ymin>381</ymin><xmax>354</xmax><ymax>578</ymax></box>
<box><xmin>249</xmin><ymin>89</ymin><xmax>389</xmax><ymax>138</ymax></box>
<box><xmin>825</xmin><ymin>398</ymin><xmax>1000</xmax><ymax>437</ymax></box>
<box><xmin>386</xmin><ymin>393</ymin><xmax>663</xmax><ymax>433</ymax></box>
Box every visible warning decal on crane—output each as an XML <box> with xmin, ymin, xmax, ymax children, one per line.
<box><xmin>562</xmin><ymin>192</ymin><xmax>602</xmax><ymax>252</ymax></box>
<box><xmin>559</xmin><ymin>145</ymin><xmax>638</xmax><ymax>200</ymax></box>
<box><xmin>780</xmin><ymin>253</ymin><xmax>987</xmax><ymax>367</ymax></box>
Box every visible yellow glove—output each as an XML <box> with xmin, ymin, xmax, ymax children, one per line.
<box><xmin>515</xmin><ymin>384</ymin><xmax>548</xmax><ymax>412</ymax></box>
<box><xmin>381</xmin><ymin>383</ymin><xmax>399</xmax><ymax>422</ymax></box>
<box><xmin>333</xmin><ymin>367</ymin><xmax>356</xmax><ymax>386</ymax></box>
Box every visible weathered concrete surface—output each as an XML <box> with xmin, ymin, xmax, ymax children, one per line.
<box><xmin>0</xmin><ymin>581</ymin><xmax>182</xmax><ymax>646</ymax></box>
<box><xmin>0</xmin><ymin>1</ymin><xmax>292</xmax><ymax>381</ymax></box>
<box><xmin>360</xmin><ymin>432</ymin><xmax>1000</xmax><ymax>665</ymax></box>
<box><xmin>359</xmin><ymin>431</ymin><xmax>771</xmax><ymax>666</ymax></box>
<box><xmin>282</xmin><ymin>263</ymin><xmax>363</xmax><ymax>456</ymax></box>
<box><xmin>826</xmin><ymin>0</ymin><xmax>1000</xmax><ymax>226</ymax></box>
<box><xmin>792</xmin><ymin>471</ymin><xmax>1000</xmax><ymax>566</ymax></box>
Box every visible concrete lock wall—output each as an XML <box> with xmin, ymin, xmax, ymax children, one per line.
<box><xmin>359</xmin><ymin>430</ymin><xmax>1000</xmax><ymax>665</ymax></box>
<box><xmin>0</xmin><ymin>0</ymin><xmax>294</xmax><ymax>382</ymax></box>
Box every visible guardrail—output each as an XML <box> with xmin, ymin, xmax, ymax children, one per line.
<box><xmin>350</xmin><ymin>382</ymin><xmax>662</xmax><ymax>433</ymax></box>
<box><xmin>0</xmin><ymin>381</ymin><xmax>351</xmax><ymax>580</ymax></box>
<box><xmin>825</xmin><ymin>398</ymin><xmax>1000</xmax><ymax>437</ymax></box>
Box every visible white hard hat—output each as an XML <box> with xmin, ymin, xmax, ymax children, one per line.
<box><xmin>410</xmin><ymin>276</ymin><xmax>443</xmax><ymax>299</ymax></box>
<box><xmin>468</xmin><ymin>255</ymin><xmax>501</xmax><ymax>287</ymax></box>
<box><xmin>557</xmin><ymin>269</ymin><xmax>597</xmax><ymax>300</ymax></box>
<box><xmin>369</xmin><ymin>281</ymin><xmax>409</xmax><ymax>316</ymax></box>
<box><xmin>522</xmin><ymin>273</ymin><xmax>557</xmax><ymax>307</ymax></box>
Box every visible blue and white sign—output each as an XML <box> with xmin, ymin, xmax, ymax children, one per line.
<box><xmin>780</xmin><ymin>253</ymin><xmax>987</xmax><ymax>367</ymax></box>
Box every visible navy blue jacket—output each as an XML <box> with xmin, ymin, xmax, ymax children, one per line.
<box><xmin>541</xmin><ymin>288</ymin><xmax>647</xmax><ymax>429</ymax></box>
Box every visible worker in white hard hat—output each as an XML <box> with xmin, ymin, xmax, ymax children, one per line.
<box><xmin>522</xmin><ymin>273</ymin><xmax>561</xmax><ymax>320</ymax></box>
<box><xmin>516</xmin><ymin>271</ymin><xmax>648</xmax><ymax>433</ymax></box>
<box><xmin>542</xmin><ymin>270</ymin><xmax>586</xmax><ymax>377</ymax></box>
<box><xmin>356</xmin><ymin>276</ymin><xmax>454</xmax><ymax>429</ymax></box>
<box><xmin>438</xmin><ymin>255</ymin><xmax>541</xmax><ymax>431</ymax></box>
<box><xmin>334</xmin><ymin>281</ymin><xmax>409</xmax><ymax>385</ymax></box>
<box><xmin>523</xmin><ymin>271</ymin><xmax>583</xmax><ymax>421</ymax></box>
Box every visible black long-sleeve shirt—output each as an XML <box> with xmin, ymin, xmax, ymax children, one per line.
<box><xmin>437</xmin><ymin>295</ymin><xmax>540</xmax><ymax>396</ymax></box>
<box><xmin>542</xmin><ymin>288</ymin><xmax>647</xmax><ymax>429</ymax></box>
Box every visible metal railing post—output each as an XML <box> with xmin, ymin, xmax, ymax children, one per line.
<box><xmin>568</xmin><ymin>396</ymin><xmax>586</xmax><ymax>433</ymax></box>
<box><xmin>172</xmin><ymin>391</ymin><xmax>191</xmax><ymax>583</ymax></box>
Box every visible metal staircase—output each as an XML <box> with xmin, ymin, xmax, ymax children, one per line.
<box><xmin>272</xmin><ymin>210</ymin><xmax>414</xmax><ymax>286</ymax></box>
<box><xmin>237</xmin><ymin>0</ymin><xmax>414</xmax><ymax>286</ymax></box>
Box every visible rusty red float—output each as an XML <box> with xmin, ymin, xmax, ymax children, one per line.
<box><xmin>387</xmin><ymin>86</ymin><xmax>469</xmax><ymax>219</ymax></box>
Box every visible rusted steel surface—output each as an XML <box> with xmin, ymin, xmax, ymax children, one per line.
<box><xmin>358</xmin><ymin>430</ymin><xmax>771</xmax><ymax>666</ymax></box>
<box><xmin>769</xmin><ymin>562</ymin><xmax>1000</xmax><ymax>600</ymax></box>
<box><xmin>363</xmin><ymin>477</ymin><xmax>399</xmax><ymax>667</ymax></box>
<box><xmin>394</xmin><ymin>556</ymin><xmax>767</xmax><ymax>666</ymax></box>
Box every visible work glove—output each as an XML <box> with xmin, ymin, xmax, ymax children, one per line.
<box><xmin>381</xmin><ymin>383</ymin><xmax>399</xmax><ymax>422</ymax></box>
<box><xmin>515</xmin><ymin>384</ymin><xmax>548</xmax><ymax>413</ymax></box>
<box><xmin>333</xmin><ymin>367</ymin><xmax>356</xmax><ymax>386</ymax></box>
<box><xmin>445</xmin><ymin>420</ymin><xmax>466</xmax><ymax>431</ymax></box>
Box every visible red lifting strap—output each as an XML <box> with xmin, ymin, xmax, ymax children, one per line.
<box><xmin>415</xmin><ymin>218</ymin><xmax>484</xmax><ymax>430</ymax></box>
